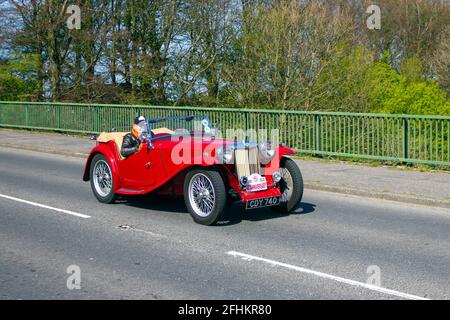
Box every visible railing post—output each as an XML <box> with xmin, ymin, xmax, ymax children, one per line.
<box><xmin>25</xmin><ymin>103</ymin><xmax>29</xmax><ymax>127</ymax></box>
<box><xmin>245</xmin><ymin>111</ymin><xmax>250</xmax><ymax>131</ymax></box>
<box><xmin>315</xmin><ymin>114</ymin><xmax>321</xmax><ymax>153</ymax></box>
<box><xmin>402</xmin><ymin>117</ymin><xmax>409</xmax><ymax>162</ymax></box>
<box><xmin>94</xmin><ymin>106</ymin><xmax>99</xmax><ymax>132</ymax></box>
<box><xmin>57</xmin><ymin>105</ymin><xmax>61</xmax><ymax>129</ymax></box>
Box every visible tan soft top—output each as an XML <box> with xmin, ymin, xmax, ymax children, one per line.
<box><xmin>97</xmin><ymin>132</ymin><xmax>127</xmax><ymax>159</ymax></box>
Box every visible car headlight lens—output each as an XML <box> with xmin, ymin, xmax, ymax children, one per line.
<box><xmin>259</xmin><ymin>141</ymin><xmax>276</xmax><ymax>165</ymax></box>
<box><xmin>216</xmin><ymin>146</ymin><xmax>234</xmax><ymax>164</ymax></box>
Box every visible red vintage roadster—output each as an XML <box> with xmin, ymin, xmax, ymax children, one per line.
<box><xmin>83</xmin><ymin>115</ymin><xmax>303</xmax><ymax>225</ymax></box>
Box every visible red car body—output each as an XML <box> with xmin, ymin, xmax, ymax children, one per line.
<box><xmin>83</xmin><ymin>115</ymin><xmax>303</xmax><ymax>225</ymax></box>
<box><xmin>83</xmin><ymin>135</ymin><xmax>296</xmax><ymax>203</ymax></box>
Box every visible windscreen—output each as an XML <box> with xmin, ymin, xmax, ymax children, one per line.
<box><xmin>149</xmin><ymin>115</ymin><xmax>212</xmax><ymax>138</ymax></box>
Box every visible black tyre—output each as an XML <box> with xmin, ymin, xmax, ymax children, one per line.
<box><xmin>184</xmin><ymin>168</ymin><xmax>227</xmax><ymax>225</ymax></box>
<box><xmin>271</xmin><ymin>158</ymin><xmax>303</xmax><ymax>213</ymax></box>
<box><xmin>90</xmin><ymin>154</ymin><xmax>117</xmax><ymax>203</ymax></box>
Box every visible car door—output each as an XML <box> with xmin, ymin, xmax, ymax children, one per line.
<box><xmin>120</xmin><ymin>142</ymin><xmax>156</xmax><ymax>189</ymax></box>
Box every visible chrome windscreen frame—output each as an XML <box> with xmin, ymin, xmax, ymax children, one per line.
<box><xmin>146</xmin><ymin>115</ymin><xmax>212</xmax><ymax>149</ymax></box>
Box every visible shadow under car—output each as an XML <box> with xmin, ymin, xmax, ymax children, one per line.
<box><xmin>117</xmin><ymin>194</ymin><xmax>316</xmax><ymax>226</ymax></box>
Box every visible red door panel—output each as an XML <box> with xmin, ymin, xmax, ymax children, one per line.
<box><xmin>120</xmin><ymin>143</ymin><xmax>156</xmax><ymax>189</ymax></box>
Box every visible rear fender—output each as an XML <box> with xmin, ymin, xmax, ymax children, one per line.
<box><xmin>82</xmin><ymin>142</ymin><xmax>122</xmax><ymax>191</ymax></box>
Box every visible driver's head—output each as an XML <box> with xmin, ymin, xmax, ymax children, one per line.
<box><xmin>134</xmin><ymin>115</ymin><xmax>146</xmax><ymax>126</ymax></box>
<box><xmin>131</xmin><ymin>115</ymin><xmax>147</xmax><ymax>140</ymax></box>
<box><xmin>131</xmin><ymin>124</ymin><xmax>143</xmax><ymax>139</ymax></box>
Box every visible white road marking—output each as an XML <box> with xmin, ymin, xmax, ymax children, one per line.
<box><xmin>227</xmin><ymin>251</ymin><xmax>429</xmax><ymax>300</ymax></box>
<box><xmin>0</xmin><ymin>193</ymin><xmax>91</xmax><ymax>219</ymax></box>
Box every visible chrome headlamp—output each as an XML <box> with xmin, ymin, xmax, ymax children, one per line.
<box><xmin>258</xmin><ymin>141</ymin><xmax>276</xmax><ymax>165</ymax></box>
<box><xmin>216</xmin><ymin>146</ymin><xmax>234</xmax><ymax>164</ymax></box>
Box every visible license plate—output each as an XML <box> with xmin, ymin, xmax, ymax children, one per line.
<box><xmin>245</xmin><ymin>196</ymin><xmax>281</xmax><ymax>210</ymax></box>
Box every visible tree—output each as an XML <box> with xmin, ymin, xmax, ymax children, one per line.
<box><xmin>430</xmin><ymin>25</ymin><xmax>450</xmax><ymax>95</ymax></box>
<box><xmin>2</xmin><ymin>0</ymin><xmax>448</xmax><ymax>114</ymax></box>
<box><xmin>367</xmin><ymin>58</ymin><xmax>450</xmax><ymax>115</ymax></box>
<box><xmin>0</xmin><ymin>53</ymin><xmax>41</xmax><ymax>101</ymax></box>
<box><xmin>222</xmin><ymin>1</ymin><xmax>356</xmax><ymax>109</ymax></box>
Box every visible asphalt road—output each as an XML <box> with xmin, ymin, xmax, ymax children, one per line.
<box><xmin>0</xmin><ymin>147</ymin><xmax>449</xmax><ymax>300</ymax></box>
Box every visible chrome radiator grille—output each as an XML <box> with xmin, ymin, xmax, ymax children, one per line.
<box><xmin>235</xmin><ymin>147</ymin><xmax>261</xmax><ymax>179</ymax></box>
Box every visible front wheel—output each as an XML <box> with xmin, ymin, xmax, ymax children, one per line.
<box><xmin>184</xmin><ymin>169</ymin><xmax>227</xmax><ymax>225</ymax></box>
<box><xmin>90</xmin><ymin>154</ymin><xmax>117</xmax><ymax>203</ymax></box>
<box><xmin>271</xmin><ymin>158</ymin><xmax>303</xmax><ymax>213</ymax></box>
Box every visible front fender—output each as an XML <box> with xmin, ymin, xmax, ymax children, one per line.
<box><xmin>263</xmin><ymin>144</ymin><xmax>296</xmax><ymax>174</ymax></box>
<box><xmin>278</xmin><ymin>144</ymin><xmax>296</xmax><ymax>159</ymax></box>
<box><xmin>82</xmin><ymin>142</ymin><xmax>122</xmax><ymax>191</ymax></box>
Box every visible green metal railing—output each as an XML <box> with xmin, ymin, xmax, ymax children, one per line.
<box><xmin>0</xmin><ymin>101</ymin><xmax>449</xmax><ymax>166</ymax></box>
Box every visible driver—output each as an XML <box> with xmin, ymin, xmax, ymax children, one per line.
<box><xmin>120</xmin><ymin>116</ymin><xmax>147</xmax><ymax>158</ymax></box>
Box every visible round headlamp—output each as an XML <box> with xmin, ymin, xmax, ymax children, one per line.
<box><xmin>216</xmin><ymin>146</ymin><xmax>234</xmax><ymax>164</ymax></box>
<box><xmin>259</xmin><ymin>141</ymin><xmax>276</xmax><ymax>165</ymax></box>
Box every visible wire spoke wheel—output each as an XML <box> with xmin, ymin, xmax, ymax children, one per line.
<box><xmin>188</xmin><ymin>173</ymin><xmax>216</xmax><ymax>217</ymax></box>
<box><xmin>280</xmin><ymin>167</ymin><xmax>293</xmax><ymax>202</ymax></box>
<box><xmin>271</xmin><ymin>158</ymin><xmax>303</xmax><ymax>213</ymax></box>
<box><xmin>93</xmin><ymin>160</ymin><xmax>112</xmax><ymax>197</ymax></box>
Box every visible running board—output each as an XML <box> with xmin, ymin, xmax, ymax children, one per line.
<box><xmin>116</xmin><ymin>188</ymin><xmax>148</xmax><ymax>195</ymax></box>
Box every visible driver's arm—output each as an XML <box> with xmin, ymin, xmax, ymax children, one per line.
<box><xmin>121</xmin><ymin>133</ymin><xmax>139</xmax><ymax>158</ymax></box>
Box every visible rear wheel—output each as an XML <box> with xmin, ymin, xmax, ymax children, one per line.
<box><xmin>90</xmin><ymin>154</ymin><xmax>116</xmax><ymax>203</ymax></box>
<box><xmin>271</xmin><ymin>158</ymin><xmax>303</xmax><ymax>213</ymax></box>
<box><xmin>184</xmin><ymin>168</ymin><xmax>226</xmax><ymax>225</ymax></box>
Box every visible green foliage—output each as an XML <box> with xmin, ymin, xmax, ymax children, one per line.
<box><xmin>367</xmin><ymin>60</ymin><xmax>450</xmax><ymax>115</ymax></box>
<box><xmin>3</xmin><ymin>0</ymin><xmax>449</xmax><ymax>116</ymax></box>
<box><xmin>399</xmin><ymin>56</ymin><xmax>424</xmax><ymax>83</ymax></box>
<box><xmin>309</xmin><ymin>47</ymin><xmax>450</xmax><ymax>116</ymax></box>
<box><xmin>312</xmin><ymin>45</ymin><xmax>374</xmax><ymax>112</ymax></box>
<box><xmin>0</xmin><ymin>54</ymin><xmax>41</xmax><ymax>101</ymax></box>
